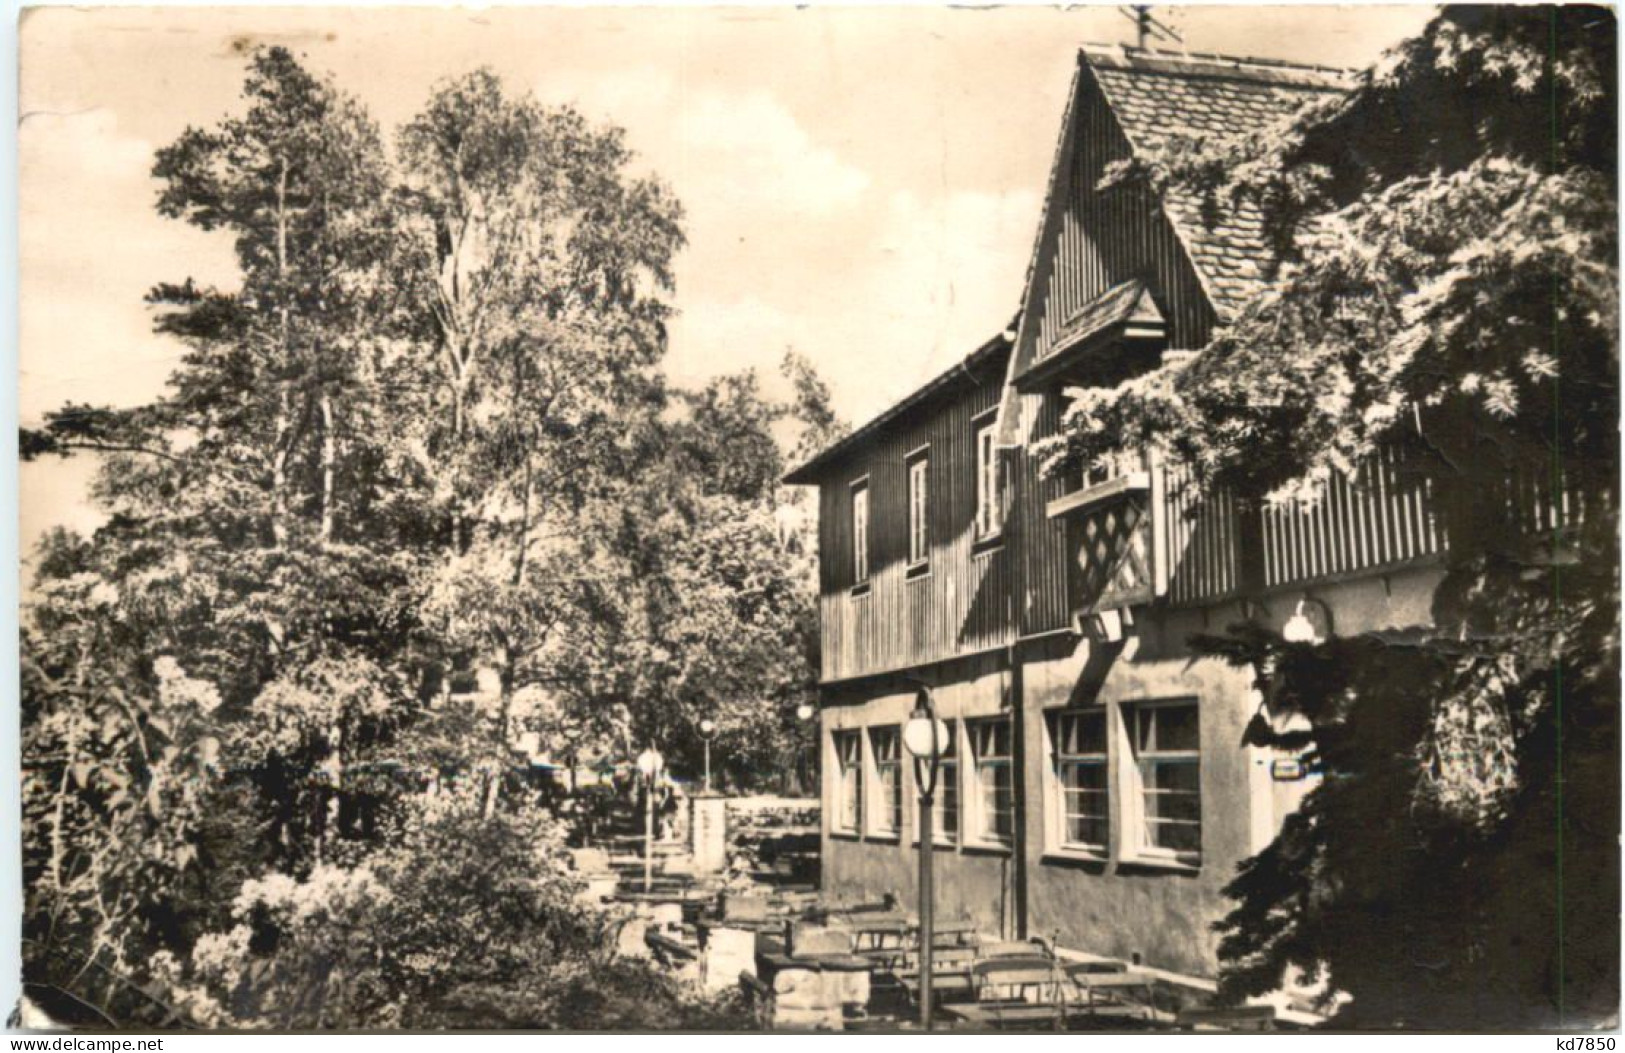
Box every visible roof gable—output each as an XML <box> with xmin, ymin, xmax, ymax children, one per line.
<box><xmin>1085</xmin><ymin>45</ymin><xmax>1349</xmax><ymax>316</ymax></box>
<box><xmin>994</xmin><ymin>44</ymin><xmax>1349</xmax><ymax>446</ymax></box>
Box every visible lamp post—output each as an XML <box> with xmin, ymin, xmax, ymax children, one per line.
<box><xmin>795</xmin><ymin>703</ymin><xmax>816</xmax><ymax>795</ymax></box>
<box><xmin>699</xmin><ymin>719</ymin><xmax>717</xmax><ymax>793</ymax></box>
<box><xmin>635</xmin><ymin>747</ymin><xmax>664</xmax><ymax>893</ymax></box>
<box><xmin>561</xmin><ymin>725</ymin><xmax>584</xmax><ymax>797</ymax></box>
<box><xmin>901</xmin><ymin>684</ymin><xmax>949</xmax><ymax>1031</ymax></box>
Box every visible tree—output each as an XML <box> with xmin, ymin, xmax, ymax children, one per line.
<box><xmin>384</xmin><ymin>70</ymin><xmax>686</xmax><ymax>813</ymax></box>
<box><xmin>21</xmin><ymin>45</ymin><xmax>839</xmax><ymax>1025</ymax></box>
<box><xmin>21</xmin><ymin>540</ymin><xmax>226</xmax><ymax>1021</ymax></box>
<box><xmin>21</xmin><ymin>49</ymin><xmax>413</xmax><ymax>1002</ymax></box>
<box><xmin>545</xmin><ymin>359</ymin><xmax>843</xmax><ymax>791</ymax></box>
<box><xmin>1039</xmin><ymin>6</ymin><xmax>1617</xmax><ymax>1027</ymax></box>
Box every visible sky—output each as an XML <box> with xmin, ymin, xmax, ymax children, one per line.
<box><xmin>17</xmin><ymin>3</ymin><xmax>1438</xmax><ymax>558</ymax></box>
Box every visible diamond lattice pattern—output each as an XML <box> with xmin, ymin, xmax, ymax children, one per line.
<box><xmin>1074</xmin><ymin>496</ymin><xmax>1154</xmax><ymax>614</ymax></box>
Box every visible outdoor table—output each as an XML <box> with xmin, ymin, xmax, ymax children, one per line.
<box><xmin>932</xmin><ymin>919</ymin><xmax>979</xmax><ymax>939</ymax></box>
<box><xmin>837</xmin><ymin>917</ymin><xmax>912</xmax><ymax>958</ymax></box>
<box><xmin>759</xmin><ymin>951</ymin><xmax>877</xmax><ymax>979</ymax></box>
<box><xmin>1062</xmin><ymin>962</ymin><xmax>1156</xmax><ymax>1020</ymax></box>
<box><xmin>896</xmin><ymin>969</ymin><xmax>976</xmax><ymax>1003</ymax></box>
<box><xmin>1175</xmin><ymin>1004</ymin><xmax>1277</xmax><ymax>1031</ymax></box>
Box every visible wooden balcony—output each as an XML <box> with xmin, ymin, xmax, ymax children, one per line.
<box><xmin>1055</xmin><ymin>441</ymin><xmax>1588</xmax><ymax>619</ymax></box>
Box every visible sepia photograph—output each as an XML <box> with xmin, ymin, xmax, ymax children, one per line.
<box><xmin>14</xmin><ymin>2</ymin><xmax>1621</xmax><ymax>1034</ymax></box>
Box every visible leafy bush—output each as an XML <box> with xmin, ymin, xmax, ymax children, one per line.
<box><xmin>159</xmin><ymin>792</ymin><xmax>751</xmax><ymax>1029</ymax></box>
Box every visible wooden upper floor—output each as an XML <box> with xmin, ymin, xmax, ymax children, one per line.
<box><xmin>785</xmin><ymin>335</ymin><xmax>1018</xmax><ymax>683</ymax></box>
<box><xmin>784</xmin><ymin>46</ymin><xmax>1583</xmax><ymax>684</ymax></box>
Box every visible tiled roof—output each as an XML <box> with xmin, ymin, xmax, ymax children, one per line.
<box><xmin>1015</xmin><ymin>279</ymin><xmax>1166</xmax><ymax>391</ymax></box>
<box><xmin>1081</xmin><ymin>45</ymin><xmax>1350</xmax><ymax>317</ymax></box>
<box><xmin>1051</xmin><ymin>278</ymin><xmax>1164</xmax><ymax>352</ymax></box>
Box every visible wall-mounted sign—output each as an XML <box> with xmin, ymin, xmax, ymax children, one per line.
<box><xmin>1270</xmin><ymin>756</ymin><xmax>1322</xmax><ymax>781</ymax></box>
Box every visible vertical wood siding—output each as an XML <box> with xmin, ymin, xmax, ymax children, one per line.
<box><xmin>1157</xmin><ymin>442</ymin><xmax>1591</xmax><ymax>606</ymax></box>
<box><xmin>1162</xmin><ymin>462</ymin><xmax>1241</xmax><ymax>606</ymax></box>
<box><xmin>1026</xmin><ymin>67</ymin><xmax>1218</xmax><ymax>367</ymax></box>
<box><xmin>1008</xmin><ymin>66</ymin><xmax>1223</xmax><ymax>636</ymax></box>
<box><xmin>817</xmin><ymin>371</ymin><xmax>1015</xmax><ymax>682</ymax></box>
<box><xmin>1259</xmin><ymin>444</ymin><xmax>1444</xmax><ymax>589</ymax></box>
<box><xmin>1012</xmin><ymin>394</ymin><xmax>1075</xmax><ymax>638</ymax></box>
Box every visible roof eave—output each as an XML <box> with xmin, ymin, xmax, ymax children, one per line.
<box><xmin>782</xmin><ymin>332</ymin><xmax>1012</xmax><ymax>486</ymax></box>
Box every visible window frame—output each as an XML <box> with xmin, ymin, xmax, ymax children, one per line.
<box><xmin>1126</xmin><ymin>698</ymin><xmax>1202</xmax><ymax>868</ymax></box>
<box><xmin>905</xmin><ymin>446</ymin><xmax>930</xmax><ymax>575</ymax></box>
<box><xmin>912</xmin><ymin>718</ymin><xmax>958</xmax><ymax>846</ymax></box>
<box><xmin>831</xmin><ymin>729</ymin><xmax>864</xmax><ymax>836</ymax></box>
<box><xmin>867</xmin><ymin>725</ymin><xmax>903</xmax><ymax>839</ymax></box>
<box><xmin>1045</xmin><ymin>707</ymin><xmax>1111</xmax><ymax>860</ymax></box>
<box><xmin>974</xmin><ymin>417</ymin><xmax>1005</xmax><ymax>545</ymax></box>
<box><xmin>966</xmin><ymin>716</ymin><xmax>1014</xmax><ymax>850</ymax></box>
<box><xmin>850</xmin><ymin>477</ymin><xmax>871</xmax><ymax>591</ymax></box>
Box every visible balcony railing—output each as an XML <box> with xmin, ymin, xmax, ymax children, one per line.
<box><xmin>1055</xmin><ymin>441</ymin><xmax>1590</xmax><ymax>618</ymax></box>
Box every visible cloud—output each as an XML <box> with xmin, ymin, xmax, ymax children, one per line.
<box><xmin>674</xmin><ymin>90</ymin><xmax>870</xmax><ymax>217</ymax></box>
<box><xmin>816</xmin><ymin>187</ymin><xmax>1039</xmax><ymax>423</ymax></box>
<box><xmin>667</xmin><ymin>295</ymin><xmax>803</xmax><ymax>401</ymax></box>
<box><xmin>542</xmin><ymin>72</ymin><xmax>869</xmax><ymax>220</ymax></box>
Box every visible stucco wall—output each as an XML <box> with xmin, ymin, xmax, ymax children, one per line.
<box><xmin>817</xmin><ymin>564</ymin><xmax>1445</xmax><ymax>979</ymax></box>
<box><xmin>1019</xmin><ymin>625</ymin><xmax>1258</xmax><ymax>976</ymax></box>
<box><xmin>820</xmin><ymin>652</ymin><xmax>1020</xmax><ymax>938</ymax></box>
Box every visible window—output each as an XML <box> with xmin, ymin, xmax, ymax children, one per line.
<box><xmin>869</xmin><ymin>726</ymin><xmax>902</xmax><ymax>837</ymax></box>
<box><xmin>833</xmin><ymin>730</ymin><xmax>863</xmax><ymax>834</ymax></box>
<box><xmin>975</xmin><ymin>422</ymin><xmax>1004</xmax><ymax>541</ymax></box>
<box><xmin>1130</xmin><ymin>700</ymin><xmax>1201</xmax><ymax>865</ymax></box>
<box><xmin>968</xmin><ymin>718</ymin><xmax>1014</xmax><ymax>846</ymax></box>
<box><xmin>926</xmin><ymin>720</ymin><xmax>958</xmax><ymax>843</ymax></box>
<box><xmin>851</xmin><ymin>480</ymin><xmax>870</xmax><ymax>585</ymax></box>
<box><xmin>1049</xmin><ymin>709</ymin><xmax>1109</xmax><ymax>854</ymax></box>
<box><xmin>907</xmin><ymin>452</ymin><xmax>929</xmax><ymax>569</ymax></box>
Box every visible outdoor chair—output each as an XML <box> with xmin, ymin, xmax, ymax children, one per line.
<box><xmin>944</xmin><ymin>956</ymin><xmax>1068</xmax><ymax>1029</ymax></box>
<box><xmin>1060</xmin><ymin>960</ymin><xmax>1158</xmax><ymax>1023</ymax></box>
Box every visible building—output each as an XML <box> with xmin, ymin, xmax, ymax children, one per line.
<box><xmin>782</xmin><ymin>44</ymin><xmax>1538</xmax><ymax>983</ymax></box>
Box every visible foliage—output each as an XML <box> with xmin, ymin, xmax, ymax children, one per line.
<box><xmin>1041</xmin><ymin>7</ymin><xmax>1618</xmax><ymax>1027</ymax></box>
<box><xmin>22</xmin><ymin>46</ymin><xmax>839</xmax><ymax>1025</ymax></box>
<box><xmin>545</xmin><ymin>361</ymin><xmax>841</xmax><ymax>789</ymax></box>
<box><xmin>152</xmin><ymin>793</ymin><xmax>750</xmax><ymax>1029</ymax></box>
<box><xmin>21</xmin><ymin>555</ymin><xmax>226</xmax><ymax>1016</ymax></box>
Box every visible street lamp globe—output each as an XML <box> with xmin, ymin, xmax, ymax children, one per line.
<box><xmin>795</xmin><ymin>703</ymin><xmax>815</xmax><ymax>722</ymax></box>
<box><xmin>699</xmin><ymin>719</ymin><xmax>717</xmax><ymax>737</ymax></box>
<box><xmin>1282</xmin><ymin>598</ymin><xmax>1329</xmax><ymax>645</ymax></box>
<box><xmin>902</xmin><ymin>712</ymin><xmax>951</xmax><ymax>762</ymax></box>
<box><xmin>635</xmin><ymin>748</ymin><xmax>664</xmax><ymax>780</ymax></box>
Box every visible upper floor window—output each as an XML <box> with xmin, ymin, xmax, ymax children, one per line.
<box><xmin>851</xmin><ymin>479</ymin><xmax>870</xmax><ymax>585</ymax></box>
<box><xmin>833</xmin><ymin>730</ymin><xmax>863</xmax><ymax>834</ymax></box>
<box><xmin>907</xmin><ymin>450</ymin><xmax>930</xmax><ymax>570</ymax></box>
<box><xmin>975</xmin><ymin>421</ymin><xmax>1004</xmax><ymax>541</ymax></box>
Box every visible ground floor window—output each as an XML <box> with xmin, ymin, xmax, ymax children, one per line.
<box><xmin>1043</xmin><ymin>699</ymin><xmax>1202</xmax><ymax>865</ymax></box>
<box><xmin>925</xmin><ymin>719</ymin><xmax>958</xmax><ymax>844</ymax></box>
<box><xmin>1048</xmin><ymin>708</ymin><xmax>1109</xmax><ymax>854</ymax></box>
<box><xmin>869</xmin><ymin>725</ymin><xmax>902</xmax><ymax>836</ymax></box>
<box><xmin>833</xmin><ymin>729</ymin><xmax>863</xmax><ymax>834</ymax></box>
<box><xmin>968</xmin><ymin>717</ymin><xmax>1014</xmax><ymax>847</ymax></box>
<box><xmin>1130</xmin><ymin>699</ymin><xmax>1202</xmax><ymax>865</ymax></box>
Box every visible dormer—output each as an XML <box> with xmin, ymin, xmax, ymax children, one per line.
<box><xmin>1012</xmin><ymin>278</ymin><xmax>1167</xmax><ymax>395</ymax></box>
